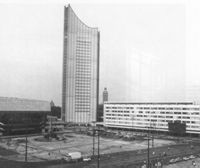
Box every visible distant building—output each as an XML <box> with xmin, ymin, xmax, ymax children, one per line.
<box><xmin>0</xmin><ymin>97</ymin><xmax>50</xmax><ymax>135</ymax></box>
<box><xmin>103</xmin><ymin>88</ymin><xmax>108</xmax><ymax>103</ymax></box>
<box><xmin>97</xmin><ymin>88</ymin><xmax>109</xmax><ymax>122</ymax></box>
<box><xmin>97</xmin><ymin>104</ymin><xmax>103</xmax><ymax>122</ymax></box>
<box><xmin>96</xmin><ymin>88</ymin><xmax>109</xmax><ymax>122</ymax></box>
<box><xmin>62</xmin><ymin>5</ymin><xmax>100</xmax><ymax>123</ymax></box>
<box><xmin>50</xmin><ymin>100</ymin><xmax>55</xmax><ymax>107</ymax></box>
<box><xmin>49</xmin><ymin>100</ymin><xmax>61</xmax><ymax>118</ymax></box>
<box><xmin>51</xmin><ymin>105</ymin><xmax>61</xmax><ymax>119</ymax></box>
<box><xmin>48</xmin><ymin>102</ymin><xmax>63</xmax><ymax>133</ymax></box>
<box><xmin>104</xmin><ymin>102</ymin><xmax>200</xmax><ymax>135</ymax></box>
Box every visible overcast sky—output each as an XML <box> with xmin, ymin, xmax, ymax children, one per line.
<box><xmin>0</xmin><ymin>0</ymin><xmax>199</xmax><ymax>105</ymax></box>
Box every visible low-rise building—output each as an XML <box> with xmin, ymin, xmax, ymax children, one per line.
<box><xmin>0</xmin><ymin>97</ymin><xmax>51</xmax><ymax>135</ymax></box>
<box><xmin>104</xmin><ymin>102</ymin><xmax>200</xmax><ymax>135</ymax></box>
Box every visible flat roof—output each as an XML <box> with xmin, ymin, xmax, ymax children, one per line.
<box><xmin>0</xmin><ymin>97</ymin><xmax>50</xmax><ymax>111</ymax></box>
<box><xmin>104</xmin><ymin>102</ymin><xmax>194</xmax><ymax>105</ymax></box>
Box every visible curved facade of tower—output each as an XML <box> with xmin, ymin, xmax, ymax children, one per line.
<box><xmin>62</xmin><ymin>5</ymin><xmax>100</xmax><ymax>123</ymax></box>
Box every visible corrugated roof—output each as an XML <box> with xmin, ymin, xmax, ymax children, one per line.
<box><xmin>0</xmin><ymin>97</ymin><xmax>51</xmax><ymax>111</ymax></box>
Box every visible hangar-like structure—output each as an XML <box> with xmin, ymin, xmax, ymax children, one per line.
<box><xmin>0</xmin><ymin>97</ymin><xmax>51</xmax><ymax>135</ymax></box>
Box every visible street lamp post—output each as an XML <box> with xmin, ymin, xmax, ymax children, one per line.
<box><xmin>25</xmin><ymin>136</ymin><xmax>28</xmax><ymax>162</ymax></box>
<box><xmin>151</xmin><ymin>122</ymin><xmax>155</xmax><ymax>150</ymax></box>
<box><xmin>87</xmin><ymin>113</ymin><xmax>91</xmax><ymax>127</ymax></box>
<box><xmin>97</xmin><ymin>129</ymin><xmax>100</xmax><ymax>168</ymax></box>
<box><xmin>92</xmin><ymin>121</ymin><xmax>96</xmax><ymax>157</ymax></box>
<box><xmin>147</xmin><ymin>127</ymin><xmax>150</xmax><ymax>168</ymax></box>
<box><xmin>93</xmin><ymin>129</ymin><xmax>95</xmax><ymax>157</ymax></box>
<box><xmin>146</xmin><ymin>126</ymin><xmax>152</xmax><ymax>168</ymax></box>
<box><xmin>130</xmin><ymin>115</ymin><xmax>134</xmax><ymax>137</ymax></box>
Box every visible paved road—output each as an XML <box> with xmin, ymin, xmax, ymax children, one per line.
<box><xmin>1</xmin><ymin>142</ymin><xmax>200</xmax><ymax>168</ymax></box>
<box><xmin>43</xmin><ymin>143</ymin><xmax>200</xmax><ymax>168</ymax></box>
<box><xmin>164</xmin><ymin>158</ymin><xmax>200</xmax><ymax>168</ymax></box>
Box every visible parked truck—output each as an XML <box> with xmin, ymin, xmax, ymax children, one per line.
<box><xmin>63</xmin><ymin>152</ymin><xmax>82</xmax><ymax>162</ymax></box>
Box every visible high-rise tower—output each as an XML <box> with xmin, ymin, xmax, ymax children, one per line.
<box><xmin>62</xmin><ymin>5</ymin><xmax>100</xmax><ymax>123</ymax></box>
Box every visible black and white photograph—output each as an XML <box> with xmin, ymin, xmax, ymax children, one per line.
<box><xmin>0</xmin><ymin>0</ymin><xmax>199</xmax><ymax>167</ymax></box>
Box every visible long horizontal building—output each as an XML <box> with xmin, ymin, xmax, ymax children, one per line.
<box><xmin>104</xmin><ymin>102</ymin><xmax>200</xmax><ymax>135</ymax></box>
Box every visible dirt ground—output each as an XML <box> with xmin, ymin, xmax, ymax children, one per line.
<box><xmin>2</xmin><ymin>132</ymin><xmax>200</xmax><ymax>168</ymax></box>
<box><xmin>0</xmin><ymin>132</ymin><xmax>175</xmax><ymax>162</ymax></box>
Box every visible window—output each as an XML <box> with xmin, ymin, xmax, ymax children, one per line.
<box><xmin>182</xmin><ymin>112</ymin><xmax>188</xmax><ymax>115</ymax></box>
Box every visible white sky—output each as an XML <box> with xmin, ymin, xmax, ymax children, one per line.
<box><xmin>0</xmin><ymin>0</ymin><xmax>199</xmax><ymax>105</ymax></box>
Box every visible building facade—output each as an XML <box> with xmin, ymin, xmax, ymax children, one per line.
<box><xmin>103</xmin><ymin>87</ymin><xmax>108</xmax><ymax>103</ymax></box>
<box><xmin>0</xmin><ymin>97</ymin><xmax>50</xmax><ymax>135</ymax></box>
<box><xmin>62</xmin><ymin>5</ymin><xmax>100</xmax><ymax>123</ymax></box>
<box><xmin>104</xmin><ymin>102</ymin><xmax>200</xmax><ymax>134</ymax></box>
